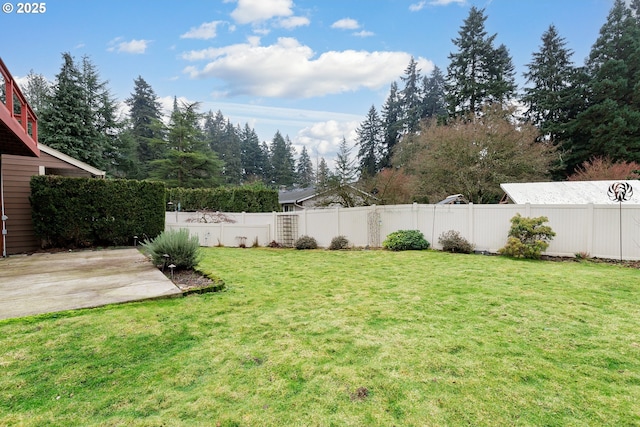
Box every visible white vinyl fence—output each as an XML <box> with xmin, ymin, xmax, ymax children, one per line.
<box><xmin>166</xmin><ymin>203</ymin><xmax>640</xmax><ymax>260</ymax></box>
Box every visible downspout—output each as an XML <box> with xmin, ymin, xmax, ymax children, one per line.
<box><xmin>1</xmin><ymin>156</ymin><xmax>6</xmax><ymax>257</ymax></box>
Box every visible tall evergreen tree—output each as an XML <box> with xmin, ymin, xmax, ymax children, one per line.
<box><xmin>446</xmin><ymin>7</ymin><xmax>515</xmax><ymax>116</ymax></box>
<box><xmin>149</xmin><ymin>101</ymin><xmax>222</xmax><ymax>188</ymax></box>
<box><xmin>333</xmin><ymin>137</ymin><xmax>357</xmax><ymax>185</ymax></box>
<box><xmin>316</xmin><ymin>157</ymin><xmax>330</xmax><ymax>189</ymax></box>
<box><xmin>79</xmin><ymin>55</ymin><xmax>122</xmax><ymax>171</ymax></box>
<box><xmin>203</xmin><ymin>110</ymin><xmax>242</xmax><ymax>184</ymax></box>
<box><xmin>522</xmin><ymin>25</ymin><xmax>576</xmax><ymax>143</ymax></box>
<box><xmin>20</xmin><ymin>70</ymin><xmax>51</xmax><ymax>114</ymax></box>
<box><xmin>220</xmin><ymin>120</ymin><xmax>243</xmax><ymax>185</ymax></box>
<box><xmin>39</xmin><ymin>53</ymin><xmax>96</xmax><ymax>165</ymax></box>
<box><xmin>240</xmin><ymin>123</ymin><xmax>266</xmax><ymax>182</ymax></box>
<box><xmin>381</xmin><ymin>81</ymin><xmax>403</xmax><ymax>168</ymax></box>
<box><xmin>125</xmin><ymin>76</ymin><xmax>165</xmax><ymax>177</ymax></box>
<box><xmin>567</xmin><ymin>0</ymin><xmax>640</xmax><ymax>170</ymax></box>
<box><xmin>399</xmin><ymin>57</ymin><xmax>423</xmax><ymax>134</ymax></box>
<box><xmin>487</xmin><ymin>44</ymin><xmax>517</xmax><ymax>105</ymax></box>
<box><xmin>420</xmin><ymin>66</ymin><xmax>448</xmax><ymax>120</ymax></box>
<box><xmin>356</xmin><ymin>105</ymin><xmax>383</xmax><ymax>178</ymax></box>
<box><xmin>269</xmin><ymin>131</ymin><xmax>296</xmax><ymax>186</ymax></box>
<box><xmin>296</xmin><ymin>146</ymin><xmax>315</xmax><ymax>188</ymax></box>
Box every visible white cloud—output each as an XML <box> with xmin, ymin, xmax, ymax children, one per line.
<box><xmin>331</xmin><ymin>18</ymin><xmax>360</xmax><ymax>30</ymax></box>
<box><xmin>409</xmin><ymin>1</ymin><xmax>427</xmax><ymax>11</ymax></box>
<box><xmin>277</xmin><ymin>16</ymin><xmax>310</xmax><ymax>29</ymax></box>
<box><xmin>230</xmin><ymin>0</ymin><xmax>293</xmax><ymax>24</ymax></box>
<box><xmin>410</xmin><ymin>0</ymin><xmax>465</xmax><ymax>9</ymax></box>
<box><xmin>107</xmin><ymin>38</ymin><xmax>150</xmax><ymax>54</ymax></box>
<box><xmin>181</xmin><ymin>21</ymin><xmax>224</xmax><ymax>40</ymax></box>
<box><xmin>295</xmin><ymin>120</ymin><xmax>359</xmax><ymax>167</ymax></box>
<box><xmin>353</xmin><ymin>30</ymin><xmax>374</xmax><ymax>38</ymax></box>
<box><xmin>429</xmin><ymin>0</ymin><xmax>466</xmax><ymax>5</ymax></box>
<box><xmin>182</xmin><ymin>37</ymin><xmax>434</xmax><ymax>99</ymax></box>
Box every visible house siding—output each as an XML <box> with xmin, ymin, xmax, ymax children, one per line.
<box><xmin>2</xmin><ymin>152</ymin><xmax>96</xmax><ymax>254</ymax></box>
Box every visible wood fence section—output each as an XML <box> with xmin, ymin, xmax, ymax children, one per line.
<box><xmin>166</xmin><ymin>203</ymin><xmax>640</xmax><ymax>260</ymax></box>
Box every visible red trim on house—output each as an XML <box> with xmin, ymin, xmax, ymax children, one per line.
<box><xmin>0</xmin><ymin>57</ymin><xmax>39</xmax><ymax>157</ymax></box>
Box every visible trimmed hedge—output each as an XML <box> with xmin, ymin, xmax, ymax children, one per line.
<box><xmin>166</xmin><ymin>185</ymin><xmax>279</xmax><ymax>212</ymax></box>
<box><xmin>30</xmin><ymin>176</ymin><xmax>166</xmax><ymax>248</ymax></box>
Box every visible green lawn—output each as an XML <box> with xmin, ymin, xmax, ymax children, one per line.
<box><xmin>1</xmin><ymin>248</ymin><xmax>639</xmax><ymax>426</ymax></box>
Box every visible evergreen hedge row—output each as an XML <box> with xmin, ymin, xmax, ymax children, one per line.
<box><xmin>30</xmin><ymin>176</ymin><xmax>166</xmax><ymax>248</ymax></box>
<box><xmin>166</xmin><ymin>185</ymin><xmax>279</xmax><ymax>212</ymax></box>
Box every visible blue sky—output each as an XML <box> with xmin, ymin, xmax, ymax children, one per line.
<box><xmin>1</xmin><ymin>0</ymin><xmax>615</xmax><ymax>164</ymax></box>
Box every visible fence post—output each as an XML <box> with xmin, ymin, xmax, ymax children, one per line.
<box><xmin>587</xmin><ymin>203</ymin><xmax>594</xmax><ymax>256</ymax></box>
<box><xmin>272</xmin><ymin>211</ymin><xmax>277</xmax><ymax>244</ymax></box>
<box><xmin>336</xmin><ymin>207</ymin><xmax>341</xmax><ymax>236</ymax></box>
<box><xmin>468</xmin><ymin>202</ymin><xmax>474</xmax><ymax>246</ymax></box>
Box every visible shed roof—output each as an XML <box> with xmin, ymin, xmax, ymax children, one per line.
<box><xmin>39</xmin><ymin>144</ymin><xmax>106</xmax><ymax>177</ymax></box>
<box><xmin>500</xmin><ymin>180</ymin><xmax>640</xmax><ymax>204</ymax></box>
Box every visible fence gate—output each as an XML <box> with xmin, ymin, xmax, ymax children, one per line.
<box><xmin>277</xmin><ymin>214</ymin><xmax>298</xmax><ymax>247</ymax></box>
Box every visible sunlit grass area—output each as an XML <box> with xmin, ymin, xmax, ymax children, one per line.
<box><xmin>1</xmin><ymin>248</ymin><xmax>639</xmax><ymax>426</ymax></box>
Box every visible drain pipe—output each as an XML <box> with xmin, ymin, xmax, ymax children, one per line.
<box><xmin>0</xmin><ymin>156</ymin><xmax>6</xmax><ymax>257</ymax></box>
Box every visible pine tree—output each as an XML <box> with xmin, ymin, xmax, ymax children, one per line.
<box><xmin>356</xmin><ymin>105</ymin><xmax>383</xmax><ymax>178</ymax></box>
<box><xmin>399</xmin><ymin>57</ymin><xmax>422</xmax><ymax>134</ymax></box>
<box><xmin>269</xmin><ymin>131</ymin><xmax>296</xmax><ymax>187</ymax></box>
<box><xmin>39</xmin><ymin>53</ymin><xmax>95</xmax><ymax>164</ymax></box>
<box><xmin>316</xmin><ymin>157</ymin><xmax>330</xmax><ymax>189</ymax></box>
<box><xmin>334</xmin><ymin>137</ymin><xmax>357</xmax><ymax>185</ymax></box>
<box><xmin>381</xmin><ymin>81</ymin><xmax>403</xmax><ymax>168</ymax></box>
<box><xmin>125</xmin><ymin>76</ymin><xmax>165</xmax><ymax>177</ymax></box>
<box><xmin>296</xmin><ymin>146</ymin><xmax>315</xmax><ymax>188</ymax></box>
<box><xmin>239</xmin><ymin>123</ymin><xmax>266</xmax><ymax>182</ymax></box>
<box><xmin>149</xmin><ymin>101</ymin><xmax>222</xmax><ymax>188</ymax></box>
<box><xmin>446</xmin><ymin>7</ymin><xmax>515</xmax><ymax>116</ymax></box>
<box><xmin>420</xmin><ymin>66</ymin><xmax>447</xmax><ymax>120</ymax></box>
<box><xmin>522</xmin><ymin>25</ymin><xmax>576</xmax><ymax>143</ymax></box>
<box><xmin>79</xmin><ymin>56</ymin><xmax>122</xmax><ymax>171</ymax></box>
<box><xmin>487</xmin><ymin>44</ymin><xmax>517</xmax><ymax>105</ymax></box>
<box><xmin>220</xmin><ymin>120</ymin><xmax>243</xmax><ymax>185</ymax></box>
<box><xmin>20</xmin><ymin>70</ymin><xmax>51</xmax><ymax>114</ymax></box>
<box><xmin>567</xmin><ymin>0</ymin><xmax>640</xmax><ymax>170</ymax></box>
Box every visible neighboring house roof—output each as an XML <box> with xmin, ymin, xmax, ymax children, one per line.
<box><xmin>500</xmin><ymin>180</ymin><xmax>640</xmax><ymax>204</ymax></box>
<box><xmin>39</xmin><ymin>144</ymin><xmax>106</xmax><ymax>178</ymax></box>
<box><xmin>278</xmin><ymin>187</ymin><xmax>318</xmax><ymax>205</ymax></box>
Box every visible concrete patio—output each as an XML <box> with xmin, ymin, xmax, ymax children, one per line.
<box><xmin>0</xmin><ymin>248</ymin><xmax>182</xmax><ymax>320</ymax></box>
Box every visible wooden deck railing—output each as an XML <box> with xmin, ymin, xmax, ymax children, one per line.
<box><xmin>0</xmin><ymin>57</ymin><xmax>39</xmax><ymax>151</ymax></box>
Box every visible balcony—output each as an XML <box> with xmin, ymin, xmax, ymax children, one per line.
<box><xmin>0</xmin><ymin>57</ymin><xmax>39</xmax><ymax>157</ymax></box>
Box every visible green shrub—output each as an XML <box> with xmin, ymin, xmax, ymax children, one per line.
<box><xmin>498</xmin><ymin>214</ymin><xmax>556</xmax><ymax>259</ymax></box>
<box><xmin>329</xmin><ymin>235</ymin><xmax>350</xmax><ymax>250</ymax></box>
<box><xmin>382</xmin><ymin>230</ymin><xmax>430</xmax><ymax>251</ymax></box>
<box><xmin>166</xmin><ymin>183</ymin><xmax>279</xmax><ymax>213</ymax></box>
<box><xmin>438</xmin><ymin>230</ymin><xmax>475</xmax><ymax>254</ymax></box>
<box><xmin>30</xmin><ymin>176</ymin><xmax>165</xmax><ymax>248</ymax></box>
<box><xmin>141</xmin><ymin>229</ymin><xmax>201</xmax><ymax>270</ymax></box>
<box><xmin>295</xmin><ymin>235</ymin><xmax>318</xmax><ymax>250</ymax></box>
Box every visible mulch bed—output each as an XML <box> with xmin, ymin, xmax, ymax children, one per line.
<box><xmin>163</xmin><ymin>269</ymin><xmax>226</xmax><ymax>294</ymax></box>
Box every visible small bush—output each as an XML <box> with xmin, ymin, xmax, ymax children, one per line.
<box><xmin>267</xmin><ymin>240</ymin><xmax>282</xmax><ymax>248</ymax></box>
<box><xmin>329</xmin><ymin>235</ymin><xmax>350</xmax><ymax>250</ymax></box>
<box><xmin>438</xmin><ymin>230</ymin><xmax>475</xmax><ymax>254</ymax></box>
<box><xmin>141</xmin><ymin>228</ymin><xmax>201</xmax><ymax>270</ymax></box>
<box><xmin>382</xmin><ymin>230</ymin><xmax>430</xmax><ymax>251</ymax></box>
<box><xmin>498</xmin><ymin>214</ymin><xmax>555</xmax><ymax>259</ymax></box>
<box><xmin>295</xmin><ymin>235</ymin><xmax>318</xmax><ymax>250</ymax></box>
